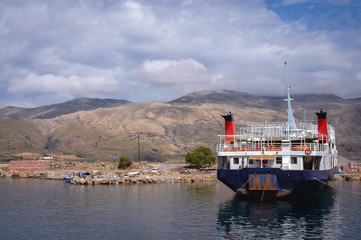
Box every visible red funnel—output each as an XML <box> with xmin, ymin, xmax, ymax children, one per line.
<box><xmin>316</xmin><ymin>109</ymin><xmax>328</xmax><ymax>142</ymax></box>
<box><xmin>222</xmin><ymin>113</ymin><xmax>236</xmax><ymax>144</ymax></box>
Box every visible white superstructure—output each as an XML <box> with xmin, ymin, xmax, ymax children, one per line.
<box><xmin>217</xmin><ymin>63</ymin><xmax>338</xmax><ymax>172</ymax></box>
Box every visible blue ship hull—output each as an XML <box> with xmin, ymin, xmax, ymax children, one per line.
<box><xmin>218</xmin><ymin>167</ymin><xmax>338</xmax><ymax>198</ymax></box>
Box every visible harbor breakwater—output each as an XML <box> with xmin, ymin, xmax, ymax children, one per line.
<box><xmin>0</xmin><ymin>169</ymin><xmax>217</xmax><ymax>184</ymax></box>
<box><xmin>70</xmin><ymin>173</ymin><xmax>217</xmax><ymax>185</ymax></box>
<box><xmin>1</xmin><ymin>161</ymin><xmax>360</xmax><ymax>184</ymax></box>
<box><xmin>1</xmin><ymin>168</ymin><xmax>361</xmax><ymax>185</ymax></box>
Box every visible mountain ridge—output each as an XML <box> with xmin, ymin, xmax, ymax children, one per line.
<box><xmin>0</xmin><ymin>98</ymin><xmax>130</xmax><ymax>120</ymax></box>
<box><xmin>0</xmin><ymin>90</ymin><xmax>360</xmax><ymax>162</ymax></box>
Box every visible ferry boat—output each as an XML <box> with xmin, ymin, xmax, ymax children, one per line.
<box><xmin>217</xmin><ymin>64</ymin><xmax>338</xmax><ymax>199</ymax></box>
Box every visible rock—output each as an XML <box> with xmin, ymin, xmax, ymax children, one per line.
<box><xmin>100</xmin><ymin>179</ymin><xmax>110</xmax><ymax>184</ymax></box>
<box><xmin>332</xmin><ymin>174</ymin><xmax>343</xmax><ymax>181</ymax></box>
<box><xmin>45</xmin><ymin>171</ymin><xmax>63</xmax><ymax>180</ymax></box>
<box><xmin>0</xmin><ymin>170</ymin><xmax>5</xmax><ymax>178</ymax></box>
<box><xmin>71</xmin><ymin>176</ymin><xmax>81</xmax><ymax>184</ymax></box>
<box><xmin>138</xmin><ymin>178</ymin><xmax>147</xmax><ymax>184</ymax></box>
<box><xmin>352</xmin><ymin>175</ymin><xmax>361</xmax><ymax>181</ymax></box>
<box><xmin>34</xmin><ymin>172</ymin><xmax>48</xmax><ymax>178</ymax></box>
<box><xmin>345</xmin><ymin>175</ymin><xmax>352</xmax><ymax>181</ymax></box>
<box><xmin>92</xmin><ymin>179</ymin><xmax>102</xmax><ymax>185</ymax></box>
<box><xmin>26</xmin><ymin>172</ymin><xmax>35</xmax><ymax>178</ymax></box>
<box><xmin>11</xmin><ymin>171</ymin><xmax>20</xmax><ymax>179</ymax></box>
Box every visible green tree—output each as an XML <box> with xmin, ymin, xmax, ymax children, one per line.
<box><xmin>185</xmin><ymin>146</ymin><xmax>217</xmax><ymax>169</ymax></box>
<box><xmin>118</xmin><ymin>156</ymin><xmax>132</xmax><ymax>169</ymax></box>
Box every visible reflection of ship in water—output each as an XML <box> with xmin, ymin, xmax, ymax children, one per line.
<box><xmin>217</xmin><ymin>187</ymin><xmax>335</xmax><ymax>239</ymax></box>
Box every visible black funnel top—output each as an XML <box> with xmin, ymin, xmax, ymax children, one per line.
<box><xmin>316</xmin><ymin>109</ymin><xmax>327</xmax><ymax>119</ymax></box>
<box><xmin>222</xmin><ymin>112</ymin><xmax>234</xmax><ymax>121</ymax></box>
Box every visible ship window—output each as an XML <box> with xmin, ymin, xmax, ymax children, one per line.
<box><xmin>291</xmin><ymin>157</ymin><xmax>298</xmax><ymax>164</ymax></box>
<box><xmin>249</xmin><ymin>159</ymin><xmax>254</xmax><ymax>164</ymax></box>
<box><xmin>276</xmin><ymin>157</ymin><xmax>282</xmax><ymax>164</ymax></box>
<box><xmin>233</xmin><ymin>158</ymin><xmax>239</xmax><ymax>164</ymax></box>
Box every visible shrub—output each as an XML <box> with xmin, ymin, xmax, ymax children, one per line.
<box><xmin>118</xmin><ymin>156</ymin><xmax>132</xmax><ymax>169</ymax></box>
<box><xmin>185</xmin><ymin>146</ymin><xmax>216</xmax><ymax>169</ymax></box>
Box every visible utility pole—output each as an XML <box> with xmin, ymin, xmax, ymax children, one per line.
<box><xmin>138</xmin><ymin>133</ymin><xmax>140</xmax><ymax>165</ymax></box>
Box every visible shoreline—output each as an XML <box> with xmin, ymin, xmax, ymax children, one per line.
<box><xmin>1</xmin><ymin>169</ymin><xmax>361</xmax><ymax>184</ymax></box>
<box><xmin>1</xmin><ymin>161</ymin><xmax>360</xmax><ymax>184</ymax></box>
<box><xmin>0</xmin><ymin>169</ymin><xmax>218</xmax><ymax>185</ymax></box>
<box><xmin>0</xmin><ymin>161</ymin><xmax>218</xmax><ymax>184</ymax></box>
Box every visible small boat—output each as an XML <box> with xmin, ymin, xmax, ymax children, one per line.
<box><xmin>216</xmin><ymin>63</ymin><xmax>338</xmax><ymax>199</ymax></box>
<box><xmin>63</xmin><ymin>176</ymin><xmax>73</xmax><ymax>183</ymax></box>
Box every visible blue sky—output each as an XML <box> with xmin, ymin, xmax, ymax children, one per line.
<box><xmin>267</xmin><ymin>0</ymin><xmax>361</xmax><ymax>30</ymax></box>
<box><xmin>0</xmin><ymin>0</ymin><xmax>360</xmax><ymax>108</ymax></box>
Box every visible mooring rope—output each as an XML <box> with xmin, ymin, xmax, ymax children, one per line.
<box><xmin>226</xmin><ymin>173</ymin><xmax>256</xmax><ymax>202</ymax></box>
<box><xmin>314</xmin><ymin>177</ymin><xmax>361</xmax><ymax>195</ymax></box>
<box><xmin>261</xmin><ymin>184</ymin><xmax>266</xmax><ymax>203</ymax></box>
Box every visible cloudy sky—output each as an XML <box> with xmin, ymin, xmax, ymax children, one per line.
<box><xmin>1</xmin><ymin>0</ymin><xmax>360</xmax><ymax>108</ymax></box>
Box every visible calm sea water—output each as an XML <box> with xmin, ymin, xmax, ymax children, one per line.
<box><xmin>0</xmin><ymin>179</ymin><xmax>361</xmax><ymax>240</ymax></box>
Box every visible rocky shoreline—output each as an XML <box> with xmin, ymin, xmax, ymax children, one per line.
<box><xmin>332</xmin><ymin>173</ymin><xmax>361</xmax><ymax>181</ymax></box>
<box><xmin>70</xmin><ymin>172</ymin><xmax>217</xmax><ymax>185</ymax></box>
<box><xmin>1</xmin><ymin>168</ymin><xmax>361</xmax><ymax>185</ymax></box>
<box><xmin>1</xmin><ymin>160</ymin><xmax>360</xmax><ymax>185</ymax></box>
<box><xmin>0</xmin><ymin>168</ymin><xmax>217</xmax><ymax>185</ymax></box>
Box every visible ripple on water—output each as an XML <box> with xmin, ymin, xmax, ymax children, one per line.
<box><xmin>1</xmin><ymin>179</ymin><xmax>361</xmax><ymax>239</ymax></box>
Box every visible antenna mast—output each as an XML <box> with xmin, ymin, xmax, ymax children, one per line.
<box><xmin>303</xmin><ymin>105</ymin><xmax>307</xmax><ymax>124</ymax></box>
<box><xmin>284</xmin><ymin>62</ymin><xmax>296</xmax><ymax>129</ymax></box>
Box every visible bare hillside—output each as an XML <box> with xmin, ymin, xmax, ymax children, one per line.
<box><xmin>0</xmin><ymin>91</ymin><xmax>360</xmax><ymax>162</ymax></box>
<box><xmin>31</xmin><ymin>102</ymin><xmax>278</xmax><ymax>162</ymax></box>
<box><xmin>0</xmin><ymin>98</ymin><xmax>130</xmax><ymax>120</ymax></box>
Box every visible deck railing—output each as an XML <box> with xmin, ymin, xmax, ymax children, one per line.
<box><xmin>217</xmin><ymin>121</ymin><xmax>335</xmax><ymax>153</ymax></box>
<box><xmin>236</xmin><ymin>123</ymin><xmax>335</xmax><ymax>139</ymax></box>
<box><xmin>237</xmin><ymin>122</ymin><xmax>321</xmax><ymax>139</ymax></box>
<box><xmin>217</xmin><ymin>141</ymin><xmax>329</xmax><ymax>153</ymax></box>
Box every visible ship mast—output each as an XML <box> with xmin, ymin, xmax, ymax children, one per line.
<box><xmin>303</xmin><ymin>105</ymin><xmax>307</xmax><ymax>124</ymax></box>
<box><xmin>284</xmin><ymin>62</ymin><xmax>296</xmax><ymax>129</ymax></box>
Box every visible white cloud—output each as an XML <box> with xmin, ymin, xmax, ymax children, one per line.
<box><xmin>124</xmin><ymin>1</ymin><xmax>145</xmax><ymax>20</ymax></box>
<box><xmin>8</xmin><ymin>71</ymin><xmax>119</xmax><ymax>96</ymax></box>
<box><xmin>139</xmin><ymin>59</ymin><xmax>212</xmax><ymax>86</ymax></box>
<box><xmin>356</xmin><ymin>72</ymin><xmax>361</xmax><ymax>81</ymax></box>
<box><xmin>0</xmin><ymin>0</ymin><xmax>360</xmax><ymax>107</ymax></box>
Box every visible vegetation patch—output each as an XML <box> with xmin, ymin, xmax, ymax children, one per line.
<box><xmin>0</xmin><ymin>155</ymin><xmax>24</xmax><ymax>162</ymax></box>
<box><xmin>118</xmin><ymin>156</ymin><xmax>132</xmax><ymax>169</ymax></box>
<box><xmin>185</xmin><ymin>146</ymin><xmax>216</xmax><ymax>169</ymax></box>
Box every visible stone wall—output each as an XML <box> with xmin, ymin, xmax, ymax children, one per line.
<box><xmin>8</xmin><ymin>160</ymin><xmax>51</xmax><ymax>171</ymax></box>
